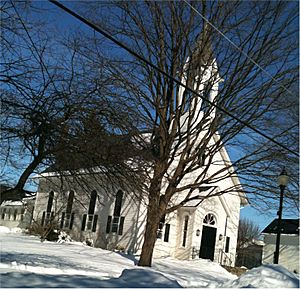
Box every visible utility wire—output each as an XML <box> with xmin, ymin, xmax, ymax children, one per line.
<box><xmin>49</xmin><ymin>0</ymin><xmax>299</xmax><ymax>158</ymax></box>
<box><xmin>184</xmin><ymin>0</ymin><xmax>295</xmax><ymax>97</ymax></box>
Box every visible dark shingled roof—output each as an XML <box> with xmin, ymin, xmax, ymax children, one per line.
<box><xmin>262</xmin><ymin>219</ymin><xmax>299</xmax><ymax>235</ymax></box>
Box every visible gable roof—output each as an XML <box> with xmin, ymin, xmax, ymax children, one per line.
<box><xmin>262</xmin><ymin>219</ymin><xmax>299</xmax><ymax>235</ymax></box>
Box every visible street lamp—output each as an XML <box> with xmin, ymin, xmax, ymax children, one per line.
<box><xmin>274</xmin><ymin>168</ymin><xmax>289</xmax><ymax>264</ymax></box>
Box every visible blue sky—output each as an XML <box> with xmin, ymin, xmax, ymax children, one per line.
<box><xmin>4</xmin><ymin>1</ymin><xmax>298</xmax><ymax>232</ymax></box>
<box><xmin>241</xmin><ymin>206</ymin><xmax>276</xmax><ymax>231</ymax></box>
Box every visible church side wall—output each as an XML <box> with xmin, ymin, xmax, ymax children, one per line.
<box><xmin>33</xmin><ymin>175</ymin><xmax>146</xmax><ymax>253</ymax></box>
<box><xmin>153</xmin><ymin>211</ymin><xmax>178</xmax><ymax>258</ymax></box>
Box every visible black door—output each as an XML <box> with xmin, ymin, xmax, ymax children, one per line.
<box><xmin>199</xmin><ymin>225</ymin><xmax>217</xmax><ymax>261</ymax></box>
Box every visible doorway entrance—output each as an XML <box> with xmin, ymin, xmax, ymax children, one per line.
<box><xmin>199</xmin><ymin>225</ymin><xmax>217</xmax><ymax>261</ymax></box>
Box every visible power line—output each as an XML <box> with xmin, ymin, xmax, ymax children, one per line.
<box><xmin>49</xmin><ymin>0</ymin><xmax>299</xmax><ymax>158</ymax></box>
<box><xmin>184</xmin><ymin>0</ymin><xmax>295</xmax><ymax>97</ymax></box>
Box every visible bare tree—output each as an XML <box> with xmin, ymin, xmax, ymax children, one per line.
<box><xmin>237</xmin><ymin>218</ymin><xmax>261</xmax><ymax>251</ymax></box>
<box><xmin>238</xmin><ymin>86</ymin><xmax>299</xmax><ymax>213</ymax></box>
<box><xmin>70</xmin><ymin>0</ymin><xmax>298</xmax><ymax>266</ymax></box>
<box><xmin>2</xmin><ymin>0</ymin><xmax>298</xmax><ymax>268</ymax></box>
<box><xmin>235</xmin><ymin>218</ymin><xmax>261</xmax><ymax>268</ymax></box>
<box><xmin>0</xmin><ymin>1</ymin><xmax>144</xmax><ymax>203</ymax></box>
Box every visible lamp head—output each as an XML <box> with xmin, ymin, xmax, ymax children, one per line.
<box><xmin>278</xmin><ymin>168</ymin><xmax>289</xmax><ymax>187</ymax></box>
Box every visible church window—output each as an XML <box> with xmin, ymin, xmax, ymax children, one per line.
<box><xmin>203</xmin><ymin>213</ymin><xmax>216</xmax><ymax>226</ymax></box>
<box><xmin>20</xmin><ymin>208</ymin><xmax>25</xmax><ymax>221</ymax></box>
<box><xmin>106</xmin><ymin>216</ymin><xmax>112</xmax><ymax>233</ymax></box>
<box><xmin>61</xmin><ymin>191</ymin><xmax>75</xmax><ymax>230</ymax></box>
<box><xmin>1</xmin><ymin>208</ymin><xmax>6</xmax><ymax>220</ymax></box>
<box><xmin>66</xmin><ymin>191</ymin><xmax>74</xmax><ymax>214</ymax></box>
<box><xmin>92</xmin><ymin>214</ymin><xmax>98</xmax><ymax>232</ymax></box>
<box><xmin>88</xmin><ymin>190</ymin><xmax>97</xmax><ymax>215</ymax></box>
<box><xmin>69</xmin><ymin>212</ymin><xmax>75</xmax><ymax>229</ymax></box>
<box><xmin>118</xmin><ymin>217</ymin><xmax>125</xmax><ymax>235</ymax></box>
<box><xmin>157</xmin><ymin>215</ymin><xmax>165</xmax><ymax>239</ymax></box>
<box><xmin>225</xmin><ymin>236</ymin><xmax>230</xmax><ymax>253</ymax></box>
<box><xmin>41</xmin><ymin>211</ymin><xmax>46</xmax><ymax>226</ymax></box>
<box><xmin>113</xmin><ymin>190</ymin><xmax>123</xmax><ymax>217</ymax></box>
<box><xmin>164</xmin><ymin>224</ymin><xmax>170</xmax><ymax>242</ymax></box>
<box><xmin>41</xmin><ymin>191</ymin><xmax>54</xmax><ymax>226</ymax></box>
<box><xmin>13</xmin><ymin>209</ymin><xmax>17</xmax><ymax>221</ymax></box>
<box><xmin>182</xmin><ymin>216</ymin><xmax>189</xmax><ymax>247</ymax></box>
<box><xmin>47</xmin><ymin>191</ymin><xmax>54</xmax><ymax>213</ymax></box>
<box><xmin>81</xmin><ymin>214</ymin><xmax>87</xmax><ymax>231</ymax></box>
<box><xmin>7</xmin><ymin>208</ymin><xmax>11</xmax><ymax>220</ymax></box>
<box><xmin>80</xmin><ymin>191</ymin><xmax>98</xmax><ymax>232</ymax></box>
<box><xmin>106</xmin><ymin>190</ymin><xmax>125</xmax><ymax>235</ymax></box>
<box><xmin>81</xmin><ymin>213</ymin><xmax>98</xmax><ymax>232</ymax></box>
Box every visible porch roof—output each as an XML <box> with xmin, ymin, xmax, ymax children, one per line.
<box><xmin>262</xmin><ymin>219</ymin><xmax>299</xmax><ymax>235</ymax></box>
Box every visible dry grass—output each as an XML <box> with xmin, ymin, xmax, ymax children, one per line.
<box><xmin>223</xmin><ymin>265</ymin><xmax>248</xmax><ymax>277</ymax></box>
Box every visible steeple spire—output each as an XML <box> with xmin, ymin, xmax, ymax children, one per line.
<box><xmin>178</xmin><ymin>23</ymin><xmax>221</xmax><ymax>132</ymax></box>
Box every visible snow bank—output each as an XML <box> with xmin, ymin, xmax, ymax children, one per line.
<box><xmin>0</xmin><ymin>226</ymin><xmax>22</xmax><ymax>234</ymax></box>
<box><xmin>153</xmin><ymin>257</ymin><xmax>236</xmax><ymax>288</ymax></box>
<box><xmin>221</xmin><ymin>264</ymin><xmax>300</xmax><ymax>288</ymax></box>
<box><xmin>106</xmin><ymin>269</ymin><xmax>182</xmax><ymax>288</ymax></box>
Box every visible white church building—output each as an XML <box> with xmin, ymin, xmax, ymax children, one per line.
<box><xmin>33</xmin><ymin>149</ymin><xmax>247</xmax><ymax>267</ymax></box>
<box><xmin>32</xmin><ymin>28</ymin><xmax>248</xmax><ymax>267</ymax></box>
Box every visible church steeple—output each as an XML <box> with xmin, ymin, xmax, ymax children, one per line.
<box><xmin>178</xmin><ymin>23</ymin><xmax>221</xmax><ymax>131</ymax></box>
<box><xmin>190</xmin><ymin>22</ymin><xmax>214</xmax><ymax>70</ymax></box>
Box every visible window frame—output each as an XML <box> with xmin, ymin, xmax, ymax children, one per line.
<box><xmin>182</xmin><ymin>215</ymin><xmax>189</xmax><ymax>247</ymax></box>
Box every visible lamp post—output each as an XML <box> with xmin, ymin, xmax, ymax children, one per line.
<box><xmin>274</xmin><ymin>168</ymin><xmax>289</xmax><ymax>264</ymax></box>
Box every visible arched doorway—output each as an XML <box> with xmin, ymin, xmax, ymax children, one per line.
<box><xmin>199</xmin><ymin>213</ymin><xmax>217</xmax><ymax>261</ymax></box>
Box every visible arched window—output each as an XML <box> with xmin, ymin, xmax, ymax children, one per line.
<box><xmin>61</xmin><ymin>191</ymin><xmax>75</xmax><ymax>230</ymax></box>
<box><xmin>106</xmin><ymin>190</ymin><xmax>125</xmax><ymax>235</ymax></box>
<box><xmin>182</xmin><ymin>215</ymin><xmax>189</xmax><ymax>247</ymax></box>
<box><xmin>84</xmin><ymin>190</ymin><xmax>98</xmax><ymax>232</ymax></box>
<box><xmin>113</xmin><ymin>190</ymin><xmax>123</xmax><ymax>217</ymax></box>
<box><xmin>203</xmin><ymin>213</ymin><xmax>216</xmax><ymax>226</ymax></box>
<box><xmin>66</xmin><ymin>191</ymin><xmax>74</xmax><ymax>214</ymax></box>
<box><xmin>88</xmin><ymin>190</ymin><xmax>97</xmax><ymax>215</ymax></box>
<box><xmin>47</xmin><ymin>191</ymin><xmax>54</xmax><ymax>213</ymax></box>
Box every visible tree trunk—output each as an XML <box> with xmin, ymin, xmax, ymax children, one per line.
<box><xmin>138</xmin><ymin>201</ymin><xmax>160</xmax><ymax>266</ymax></box>
<box><xmin>0</xmin><ymin>133</ymin><xmax>45</xmax><ymax>204</ymax></box>
<box><xmin>138</xmin><ymin>167</ymin><xmax>165</xmax><ymax>267</ymax></box>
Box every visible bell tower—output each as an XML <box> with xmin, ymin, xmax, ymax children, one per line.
<box><xmin>178</xmin><ymin>24</ymin><xmax>222</xmax><ymax>131</ymax></box>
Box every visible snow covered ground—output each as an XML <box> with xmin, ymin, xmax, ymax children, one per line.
<box><xmin>0</xmin><ymin>226</ymin><xmax>299</xmax><ymax>288</ymax></box>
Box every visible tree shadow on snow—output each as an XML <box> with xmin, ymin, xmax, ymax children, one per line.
<box><xmin>0</xmin><ymin>252</ymin><xmax>97</xmax><ymax>273</ymax></box>
<box><xmin>115</xmin><ymin>251</ymin><xmax>139</xmax><ymax>265</ymax></box>
<box><xmin>1</xmin><ymin>269</ymin><xmax>182</xmax><ymax>288</ymax></box>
